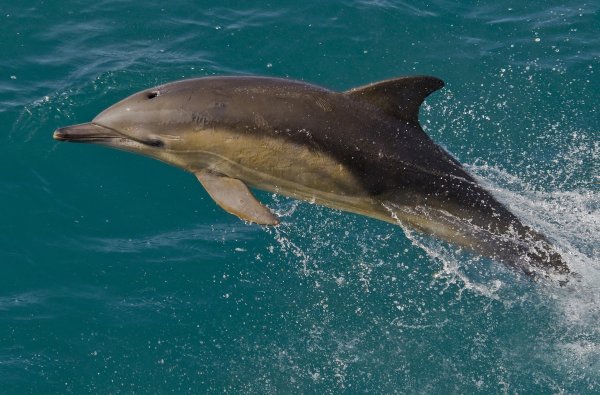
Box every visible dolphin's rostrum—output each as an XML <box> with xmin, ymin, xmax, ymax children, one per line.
<box><xmin>53</xmin><ymin>75</ymin><xmax>569</xmax><ymax>277</ymax></box>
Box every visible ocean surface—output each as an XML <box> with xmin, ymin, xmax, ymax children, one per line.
<box><xmin>1</xmin><ymin>1</ymin><xmax>599</xmax><ymax>393</ymax></box>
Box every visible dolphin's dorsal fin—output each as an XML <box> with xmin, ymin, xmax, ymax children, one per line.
<box><xmin>345</xmin><ymin>76</ymin><xmax>444</xmax><ymax>123</ymax></box>
<box><xmin>195</xmin><ymin>171</ymin><xmax>279</xmax><ymax>225</ymax></box>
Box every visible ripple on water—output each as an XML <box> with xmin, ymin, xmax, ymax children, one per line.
<box><xmin>69</xmin><ymin>222</ymin><xmax>261</xmax><ymax>262</ymax></box>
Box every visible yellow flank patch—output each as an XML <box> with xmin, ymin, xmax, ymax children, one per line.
<box><xmin>161</xmin><ymin>128</ymin><xmax>392</xmax><ymax>221</ymax></box>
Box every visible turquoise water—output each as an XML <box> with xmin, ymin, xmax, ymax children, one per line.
<box><xmin>2</xmin><ymin>0</ymin><xmax>599</xmax><ymax>393</ymax></box>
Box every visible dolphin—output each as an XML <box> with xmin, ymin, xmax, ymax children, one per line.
<box><xmin>53</xmin><ymin>75</ymin><xmax>569</xmax><ymax>277</ymax></box>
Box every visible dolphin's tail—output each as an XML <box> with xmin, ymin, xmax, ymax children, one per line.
<box><xmin>380</xmin><ymin>196</ymin><xmax>569</xmax><ymax>279</ymax></box>
<box><xmin>508</xmin><ymin>225</ymin><xmax>569</xmax><ymax>277</ymax></box>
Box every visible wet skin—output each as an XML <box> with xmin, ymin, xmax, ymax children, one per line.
<box><xmin>54</xmin><ymin>76</ymin><xmax>569</xmax><ymax>277</ymax></box>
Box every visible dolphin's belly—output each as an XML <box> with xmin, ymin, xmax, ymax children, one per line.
<box><xmin>168</xmin><ymin>129</ymin><xmax>389</xmax><ymax>219</ymax></box>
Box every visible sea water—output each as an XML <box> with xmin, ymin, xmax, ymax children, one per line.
<box><xmin>1</xmin><ymin>1</ymin><xmax>598</xmax><ymax>393</ymax></box>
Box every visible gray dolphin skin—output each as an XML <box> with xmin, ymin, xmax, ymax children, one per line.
<box><xmin>53</xmin><ymin>75</ymin><xmax>569</xmax><ymax>277</ymax></box>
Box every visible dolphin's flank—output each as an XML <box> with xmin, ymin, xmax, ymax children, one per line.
<box><xmin>53</xmin><ymin>75</ymin><xmax>569</xmax><ymax>278</ymax></box>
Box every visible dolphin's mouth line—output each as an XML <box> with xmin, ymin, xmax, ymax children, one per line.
<box><xmin>53</xmin><ymin>122</ymin><xmax>163</xmax><ymax>147</ymax></box>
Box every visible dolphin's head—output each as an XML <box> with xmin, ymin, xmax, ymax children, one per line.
<box><xmin>54</xmin><ymin>86</ymin><xmax>181</xmax><ymax>148</ymax></box>
<box><xmin>53</xmin><ymin>82</ymin><xmax>209</xmax><ymax>168</ymax></box>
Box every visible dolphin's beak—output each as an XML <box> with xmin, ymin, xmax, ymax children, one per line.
<box><xmin>53</xmin><ymin>123</ymin><xmax>121</xmax><ymax>143</ymax></box>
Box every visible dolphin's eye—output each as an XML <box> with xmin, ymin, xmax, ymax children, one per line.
<box><xmin>145</xmin><ymin>138</ymin><xmax>164</xmax><ymax>147</ymax></box>
<box><xmin>147</xmin><ymin>90</ymin><xmax>160</xmax><ymax>99</ymax></box>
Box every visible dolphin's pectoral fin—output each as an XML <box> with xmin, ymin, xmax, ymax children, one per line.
<box><xmin>195</xmin><ymin>171</ymin><xmax>280</xmax><ymax>225</ymax></box>
<box><xmin>345</xmin><ymin>76</ymin><xmax>444</xmax><ymax>123</ymax></box>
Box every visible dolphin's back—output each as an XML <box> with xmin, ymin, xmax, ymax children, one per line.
<box><xmin>174</xmin><ymin>77</ymin><xmax>470</xmax><ymax>191</ymax></box>
<box><xmin>166</xmin><ymin>77</ymin><xmax>522</xmax><ymax>221</ymax></box>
